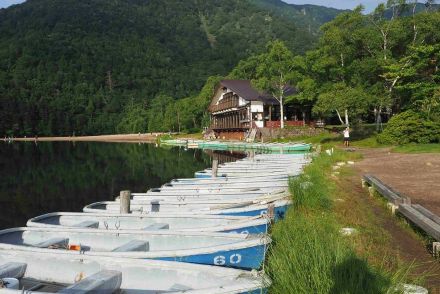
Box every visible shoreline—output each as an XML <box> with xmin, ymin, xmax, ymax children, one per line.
<box><xmin>2</xmin><ymin>133</ymin><xmax>164</xmax><ymax>143</ymax></box>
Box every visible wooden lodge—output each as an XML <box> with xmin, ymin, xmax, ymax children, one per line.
<box><xmin>208</xmin><ymin>80</ymin><xmax>311</xmax><ymax>139</ymax></box>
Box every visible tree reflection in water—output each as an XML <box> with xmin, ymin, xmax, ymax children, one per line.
<box><xmin>0</xmin><ymin>142</ymin><xmax>211</xmax><ymax>229</ymax></box>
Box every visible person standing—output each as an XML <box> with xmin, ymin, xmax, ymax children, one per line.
<box><xmin>343</xmin><ymin>127</ymin><xmax>350</xmax><ymax>147</ymax></box>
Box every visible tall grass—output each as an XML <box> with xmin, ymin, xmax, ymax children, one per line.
<box><xmin>266</xmin><ymin>151</ymin><xmax>409</xmax><ymax>293</ymax></box>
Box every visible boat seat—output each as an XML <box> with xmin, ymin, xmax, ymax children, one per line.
<box><xmin>151</xmin><ymin>201</ymin><xmax>160</xmax><ymax>212</ymax></box>
<box><xmin>58</xmin><ymin>270</ymin><xmax>122</xmax><ymax>293</ymax></box>
<box><xmin>112</xmin><ymin>240</ymin><xmax>149</xmax><ymax>252</ymax></box>
<box><xmin>73</xmin><ymin>221</ymin><xmax>99</xmax><ymax>228</ymax></box>
<box><xmin>169</xmin><ymin>283</ymin><xmax>192</xmax><ymax>291</ymax></box>
<box><xmin>34</xmin><ymin>238</ymin><xmax>69</xmax><ymax>249</ymax></box>
<box><xmin>143</xmin><ymin>223</ymin><xmax>169</xmax><ymax>230</ymax></box>
<box><xmin>0</xmin><ymin>262</ymin><xmax>27</xmax><ymax>279</ymax></box>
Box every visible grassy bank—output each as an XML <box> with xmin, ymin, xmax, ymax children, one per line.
<box><xmin>266</xmin><ymin>150</ymin><xmax>414</xmax><ymax>293</ymax></box>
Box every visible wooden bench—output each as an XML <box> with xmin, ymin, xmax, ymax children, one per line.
<box><xmin>362</xmin><ymin>174</ymin><xmax>410</xmax><ymax>205</ymax></box>
<box><xmin>362</xmin><ymin>174</ymin><xmax>440</xmax><ymax>255</ymax></box>
<box><xmin>412</xmin><ymin>204</ymin><xmax>440</xmax><ymax>227</ymax></box>
<box><xmin>398</xmin><ymin>204</ymin><xmax>440</xmax><ymax>241</ymax></box>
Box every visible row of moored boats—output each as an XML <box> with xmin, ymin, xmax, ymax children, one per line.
<box><xmin>162</xmin><ymin>139</ymin><xmax>312</xmax><ymax>153</ymax></box>
<box><xmin>0</xmin><ymin>152</ymin><xmax>311</xmax><ymax>293</ymax></box>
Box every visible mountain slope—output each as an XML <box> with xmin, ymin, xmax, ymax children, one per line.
<box><xmin>0</xmin><ymin>0</ymin><xmax>345</xmax><ymax>135</ymax></box>
<box><xmin>253</xmin><ymin>0</ymin><xmax>349</xmax><ymax>34</ymax></box>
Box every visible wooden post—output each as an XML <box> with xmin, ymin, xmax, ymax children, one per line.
<box><xmin>433</xmin><ymin>242</ymin><xmax>440</xmax><ymax>258</ymax></box>
<box><xmin>212</xmin><ymin>159</ymin><xmax>218</xmax><ymax>178</ymax></box>
<box><xmin>361</xmin><ymin>179</ymin><xmax>366</xmax><ymax>188</ymax></box>
<box><xmin>120</xmin><ymin>190</ymin><xmax>131</xmax><ymax>214</ymax></box>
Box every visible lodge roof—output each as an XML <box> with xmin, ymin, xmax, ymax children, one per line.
<box><xmin>218</xmin><ymin>80</ymin><xmax>296</xmax><ymax>105</ymax></box>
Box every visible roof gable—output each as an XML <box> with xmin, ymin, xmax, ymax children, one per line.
<box><xmin>216</xmin><ymin>80</ymin><xmax>296</xmax><ymax>105</ymax></box>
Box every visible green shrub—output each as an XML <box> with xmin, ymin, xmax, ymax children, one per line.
<box><xmin>378</xmin><ymin>111</ymin><xmax>440</xmax><ymax>145</ymax></box>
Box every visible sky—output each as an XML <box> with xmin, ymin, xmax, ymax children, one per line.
<box><xmin>0</xmin><ymin>0</ymin><xmax>384</xmax><ymax>12</ymax></box>
<box><xmin>0</xmin><ymin>0</ymin><xmax>25</xmax><ymax>9</ymax></box>
<box><xmin>283</xmin><ymin>0</ymin><xmax>384</xmax><ymax>12</ymax></box>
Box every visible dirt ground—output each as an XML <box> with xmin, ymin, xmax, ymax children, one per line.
<box><xmin>356</xmin><ymin>148</ymin><xmax>440</xmax><ymax>215</ymax></box>
<box><xmin>347</xmin><ymin>148</ymin><xmax>440</xmax><ymax>291</ymax></box>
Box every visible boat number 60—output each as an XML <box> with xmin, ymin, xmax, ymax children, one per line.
<box><xmin>213</xmin><ymin>254</ymin><xmax>242</xmax><ymax>265</ymax></box>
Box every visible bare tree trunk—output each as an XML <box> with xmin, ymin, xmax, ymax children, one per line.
<box><xmin>375</xmin><ymin>106</ymin><xmax>383</xmax><ymax>132</ymax></box>
<box><xmin>107</xmin><ymin>70</ymin><xmax>113</xmax><ymax>92</ymax></box>
<box><xmin>411</xmin><ymin>1</ymin><xmax>418</xmax><ymax>44</ymax></box>
<box><xmin>383</xmin><ymin>31</ymin><xmax>388</xmax><ymax>60</ymax></box>
<box><xmin>336</xmin><ymin>109</ymin><xmax>345</xmax><ymax>125</ymax></box>
<box><xmin>177</xmin><ymin>111</ymin><xmax>181</xmax><ymax>133</ymax></box>
<box><xmin>344</xmin><ymin>109</ymin><xmax>349</xmax><ymax>126</ymax></box>
<box><xmin>280</xmin><ymin>94</ymin><xmax>285</xmax><ymax>129</ymax></box>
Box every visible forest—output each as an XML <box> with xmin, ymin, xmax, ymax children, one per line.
<box><xmin>0</xmin><ymin>0</ymin><xmax>342</xmax><ymax>136</ymax></box>
<box><xmin>1</xmin><ymin>0</ymin><xmax>438</xmax><ymax>143</ymax></box>
<box><xmin>157</xmin><ymin>1</ymin><xmax>440</xmax><ymax>144</ymax></box>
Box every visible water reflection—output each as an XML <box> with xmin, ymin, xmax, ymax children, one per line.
<box><xmin>0</xmin><ymin>142</ymin><xmax>211</xmax><ymax>229</ymax></box>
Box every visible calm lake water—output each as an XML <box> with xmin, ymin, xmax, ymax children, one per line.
<box><xmin>0</xmin><ymin>142</ymin><xmax>213</xmax><ymax>229</ymax></box>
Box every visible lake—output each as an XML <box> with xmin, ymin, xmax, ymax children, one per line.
<box><xmin>0</xmin><ymin>142</ymin><xmax>213</xmax><ymax>229</ymax></box>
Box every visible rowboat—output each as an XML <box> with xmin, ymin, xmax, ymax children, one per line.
<box><xmin>0</xmin><ymin>250</ymin><xmax>268</xmax><ymax>293</ymax></box>
<box><xmin>200</xmin><ymin>164</ymin><xmax>305</xmax><ymax>171</ymax></box>
<box><xmin>84</xmin><ymin>197</ymin><xmax>286</xmax><ymax>213</ymax></box>
<box><xmin>136</xmin><ymin>188</ymin><xmax>278</xmax><ymax>197</ymax></box>
<box><xmin>147</xmin><ymin>186</ymin><xmax>286</xmax><ymax>195</ymax></box>
<box><xmin>169</xmin><ymin>176</ymin><xmax>288</xmax><ymax>186</ymax></box>
<box><xmin>0</xmin><ymin>227</ymin><xmax>269</xmax><ymax>270</ymax></box>
<box><xmin>171</xmin><ymin>173</ymin><xmax>288</xmax><ymax>183</ymax></box>
<box><xmin>194</xmin><ymin>170</ymin><xmax>299</xmax><ymax>178</ymax></box>
<box><xmin>127</xmin><ymin>189</ymin><xmax>288</xmax><ymax>202</ymax></box>
<box><xmin>157</xmin><ymin>181</ymin><xmax>288</xmax><ymax>191</ymax></box>
<box><xmin>196</xmin><ymin>142</ymin><xmax>312</xmax><ymax>152</ymax></box>
<box><xmin>139</xmin><ymin>187</ymin><xmax>286</xmax><ymax>199</ymax></box>
<box><xmin>160</xmin><ymin>139</ymin><xmax>188</xmax><ymax>146</ymax></box>
<box><xmin>27</xmin><ymin>212</ymin><xmax>270</xmax><ymax>234</ymax></box>
<box><xmin>83</xmin><ymin>199</ymin><xmax>292</xmax><ymax>221</ymax></box>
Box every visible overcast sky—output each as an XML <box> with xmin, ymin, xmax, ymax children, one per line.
<box><xmin>0</xmin><ymin>0</ymin><xmax>387</xmax><ymax>13</ymax></box>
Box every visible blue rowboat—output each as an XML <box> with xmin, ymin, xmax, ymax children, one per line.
<box><xmin>0</xmin><ymin>227</ymin><xmax>270</xmax><ymax>270</ymax></box>
<box><xmin>0</xmin><ymin>250</ymin><xmax>269</xmax><ymax>293</ymax></box>
<box><xmin>27</xmin><ymin>212</ymin><xmax>270</xmax><ymax>234</ymax></box>
<box><xmin>83</xmin><ymin>199</ymin><xmax>291</xmax><ymax>221</ymax></box>
<box><xmin>216</xmin><ymin>199</ymin><xmax>291</xmax><ymax>221</ymax></box>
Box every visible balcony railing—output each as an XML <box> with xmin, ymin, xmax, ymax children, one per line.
<box><xmin>209</xmin><ymin>98</ymin><xmax>239</xmax><ymax>113</ymax></box>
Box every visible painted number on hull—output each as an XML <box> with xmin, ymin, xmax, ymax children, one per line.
<box><xmin>213</xmin><ymin>254</ymin><xmax>242</xmax><ymax>265</ymax></box>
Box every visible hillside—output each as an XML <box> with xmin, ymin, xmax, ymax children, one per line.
<box><xmin>253</xmin><ymin>0</ymin><xmax>349</xmax><ymax>34</ymax></box>
<box><xmin>0</xmin><ymin>0</ymin><xmax>345</xmax><ymax>136</ymax></box>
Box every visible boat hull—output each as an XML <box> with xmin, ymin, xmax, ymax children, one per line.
<box><xmin>0</xmin><ymin>250</ymin><xmax>269</xmax><ymax>293</ymax></box>
<box><xmin>157</xmin><ymin>243</ymin><xmax>266</xmax><ymax>270</ymax></box>
<box><xmin>0</xmin><ymin>228</ymin><xmax>270</xmax><ymax>270</ymax></box>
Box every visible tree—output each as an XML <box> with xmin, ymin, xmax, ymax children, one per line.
<box><xmin>369</xmin><ymin>0</ymin><xmax>408</xmax><ymax>61</ymax></box>
<box><xmin>253</xmin><ymin>40</ymin><xmax>295</xmax><ymax>129</ymax></box>
<box><xmin>313</xmin><ymin>83</ymin><xmax>372</xmax><ymax>126</ymax></box>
